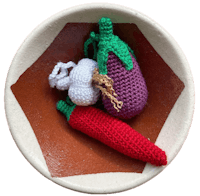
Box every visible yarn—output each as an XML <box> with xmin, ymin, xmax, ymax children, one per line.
<box><xmin>57</xmin><ymin>96</ymin><xmax>76</xmax><ymax>121</ymax></box>
<box><xmin>68</xmin><ymin>58</ymin><xmax>100</xmax><ymax>106</ymax></box>
<box><xmin>103</xmin><ymin>52</ymin><xmax>148</xmax><ymax>119</ymax></box>
<box><xmin>49</xmin><ymin>58</ymin><xmax>100</xmax><ymax>106</ymax></box>
<box><xmin>84</xmin><ymin>17</ymin><xmax>148</xmax><ymax>119</ymax></box>
<box><xmin>84</xmin><ymin>17</ymin><xmax>137</xmax><ymax>75</ymax></box>
<box><xmin>48</xmin><ymin>61</ymin><xmax>76</xmax><ymax>90</ymax></box>
<box><xmin>57</xmin><ymin>98</ymin><xmax>167</xmax><ymax>166</ymax></box>
<box><xmin>92</xmin><ymin>68</ymin><xmax>123</xmax><ymax>112</ymax></box>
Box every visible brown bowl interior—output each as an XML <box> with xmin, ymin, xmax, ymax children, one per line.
<box><xmin>11</xmin><ymin>23</ymin><xmax>184</xmax><ymax>177</ymax></box>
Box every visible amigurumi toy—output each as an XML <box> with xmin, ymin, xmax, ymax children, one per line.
<box><xmin>48</xmin><ymin>58</ymin><xmax>100</xmax><ymax>106</ymax></box>
<box><xmin>84</xmin><ymin>17</ymin><xmax>148</xmax><ymax>119</ymax></box>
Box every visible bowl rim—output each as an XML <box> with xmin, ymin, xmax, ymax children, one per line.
<box><xmin>4</xmin><ymin>2</ymin><xmax>195</xmax><ymax>194</ymax></box>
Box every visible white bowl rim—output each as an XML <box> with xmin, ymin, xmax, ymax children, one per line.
<box><xmin>4</xmin><ymin>3</ymin><xmax>195</xmax><ymax>194</ymax></box>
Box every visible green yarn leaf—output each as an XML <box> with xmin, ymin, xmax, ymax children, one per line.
<box><xmin>84</xmin><ymin>17</ymin><xmax>135</xmax><ymax>75</ymax></box>
<box><xmin>126</xmin><ymin>43</ymin><xmax>137</xmax><ymax>60</ymax></box>
<box><xmin>96</xmin><ymin>34</ymin><xmax>134</xmax><ymax>74</ymax></box>
<box><xmin>84</xmin><ymin>32</ymin><xmax>99</xmax><ymax>60</ymax></box>
<box><xmin>97</xmin><ymin>48</ymin><xmax>109</xmax><ymax>75</ymax></box>
<box><xmin>57</xmin><ymin>97</ymin><xmax>76</xmax><ymax>121</ymax></box>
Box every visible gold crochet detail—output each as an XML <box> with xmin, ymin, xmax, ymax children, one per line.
<box><xmin>92</xmin><ymin>68</ymin><xmax>123</xmax><ymax>112</ymax></box>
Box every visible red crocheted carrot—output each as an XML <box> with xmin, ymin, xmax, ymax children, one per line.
<box><xmin>57</xmin><ymin>97</ymin><xmax>167</xmax><ymax>166</ymax></box>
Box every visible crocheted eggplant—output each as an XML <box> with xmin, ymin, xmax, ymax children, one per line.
<box><xmin>57</xmin><ymin>97</ymin><xmax>167</xmax><ymax>166</ymax></box>
<box><xmin>84</xmin><ymin>17</ymin><xmax>148</xmax><ymax>119</ymax></box>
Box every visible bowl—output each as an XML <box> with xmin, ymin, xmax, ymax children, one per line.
<box><xmin>4</xmin><ymin>3</ymin><xmax>194</xmax><ymax>194</ymax></box>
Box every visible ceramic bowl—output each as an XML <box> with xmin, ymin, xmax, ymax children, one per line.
<box><xmin>4</xmin><ymin>3</ymin><xmax>194</xmax><ymax>194</ymax></box>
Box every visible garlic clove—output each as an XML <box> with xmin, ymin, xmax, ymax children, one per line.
<box><xmin>56</xmin><ymin>76</ymin><xmax>71</xmax><ymax>91</ymax></box>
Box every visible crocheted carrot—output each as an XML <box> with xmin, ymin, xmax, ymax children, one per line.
<box><xmin>84</xmin><ymin>17</ymin><xmax>148</xmax><ymax>119</ymax></box>
<box><xmin>57</xmin><ymin>97</ymin><xmax>167</xmax><ymax>166</ymax></box>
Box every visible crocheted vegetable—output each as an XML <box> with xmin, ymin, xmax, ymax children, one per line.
<box><xmin>49</xmin><ymin>61</ymin><xmax>76</xmax><ymax>90</ymax></box>
<box><xmin>57</xmin><ymin>97</ymin><xmax>167</xmax><ymax>166</ymax></box>
<box><xmin>48</xmin><ymin>59</ymin><xmax>100</xmax><ymax>106</ymax></box>
<box><xmin>84</xmin><ymin>17</ymin><xmax>148</xmax><ymax>119</ymax></box>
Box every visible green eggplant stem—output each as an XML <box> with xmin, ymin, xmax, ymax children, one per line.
<box><xmin>84</xmin><ymin>17</ymin><xmax>136</xmax><ymax>75</ymax></box>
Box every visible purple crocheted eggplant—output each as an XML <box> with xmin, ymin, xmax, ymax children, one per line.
<box><xmin>103</xmin><ymin>52</ymin><xmax>148</xmax><ymax>119</ymax></box>
<box><xmin>84</xmin><ymin>17</ymin><xmax>148</xmax><ymax>119</ymax></box>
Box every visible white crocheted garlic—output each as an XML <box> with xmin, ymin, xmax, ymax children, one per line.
<box><xmin>49</xmin><ymin>58</ymin><xmax>100</xmax><ymax>106</ymax></box>
<box><xmin>48</xmin><ymin>61</ymin><xmax>76</xmax><ymax>90</ymax></box>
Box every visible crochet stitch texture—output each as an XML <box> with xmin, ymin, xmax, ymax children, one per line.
<box><xmin>69</xmin><ymin>59</ymin><xmax>100</xmax><ymax>106</ymax></box>
<box><xmin>57</xmin><ymin>96</ymin><xmax>76</xmax><ymax>121</ymax></box>
<box><xmin>49</xmin><ymin>59</ymin><xmax>100</xmax><ymax>106</ymax></box>
<box><xmin>57</xmin><ymin>98</ymin><xmax>167</xmax><ymax>166</ymax></box>
<box><xmin>84</xmin><ymin>17</ymin><xmax>136</xmax><ymax>75</ymax></box>
<box><xmin>84</xmin><ymin>17</ymin><xmax>148</xmax><ymax>119</ymax></box>
<box><xmin>103</xmin><ymin>52</ymin><xmax>148</xmax><ymax>119</ymax></box>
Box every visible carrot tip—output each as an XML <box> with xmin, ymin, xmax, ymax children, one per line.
<box><xmin>156</xmin><ymin>153</ymin><xmax>167</xmax><ymax>166</ymax></box>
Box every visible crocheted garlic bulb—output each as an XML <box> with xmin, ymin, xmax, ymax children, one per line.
<box><xmin>49</xmin><ymin>58</ymin><xmax>100</xmax><ymax>106</ymax></box>
<box><xmin>68</xmin><ymin>59</ymin><xmax>100</xmax><ymax>106</ymax></box>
